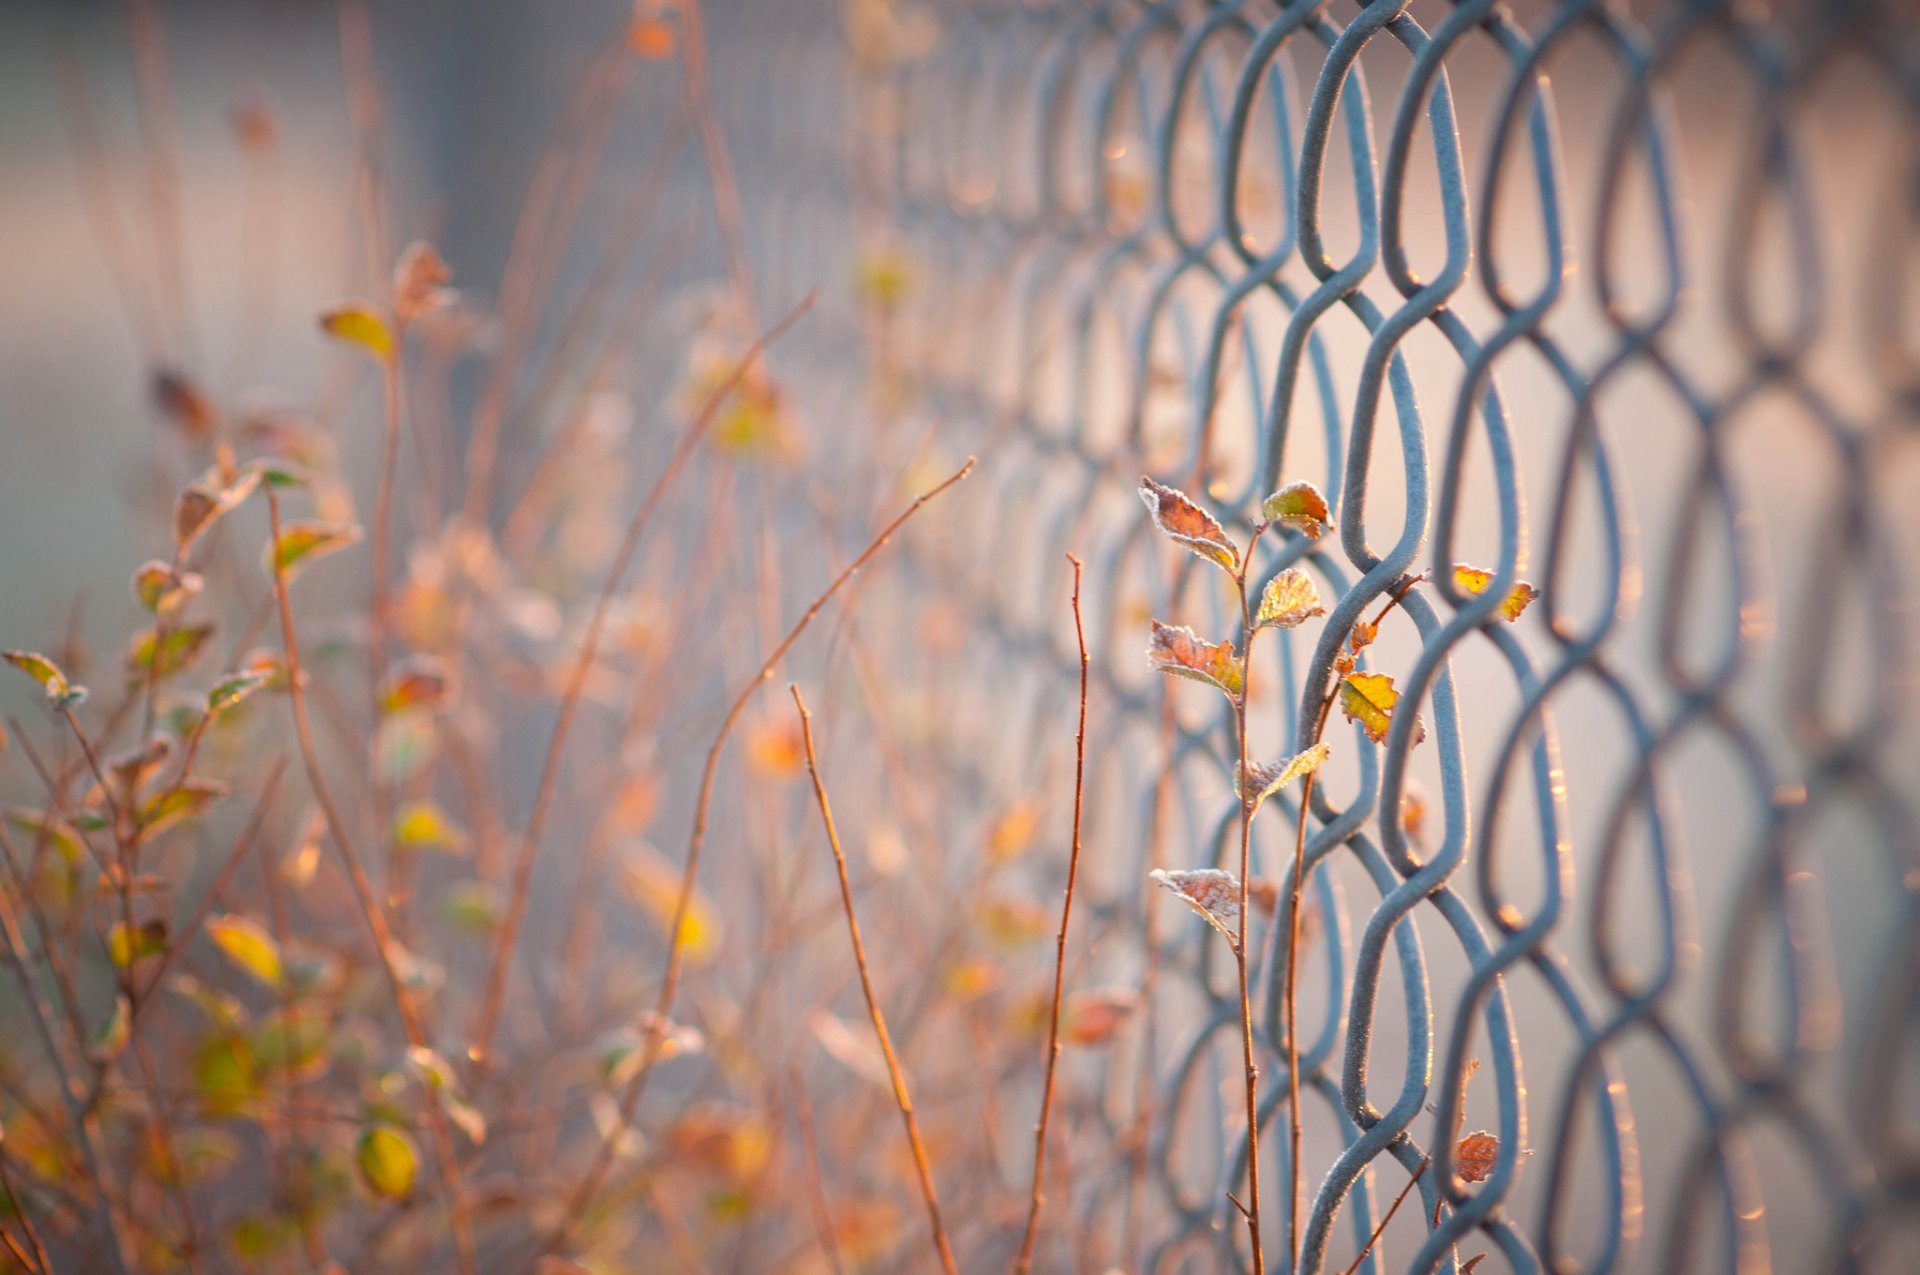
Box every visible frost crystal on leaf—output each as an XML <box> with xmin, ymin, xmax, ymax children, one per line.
<box><xmin>1149</xmin><ymin>868</ymin><xmax>1244</xmax><ymax>947</ymax></box>
<box><xmin>1139</xmin><ymin>475</ymin><xmax>1238</xmax><ymax>571</ymax></box>
<box><xmin>1235</xmin><ymin>743</ymin><xmax>1330</xmax><ymax>812</ymax></box>
<box><xmin>1452</xmin><ymin>564</ymin><xmax>1538</xmax><ymax>622</ymax></box>
<box><xmin>1147</xmin><ymin>621</ymin><xmax>1243</xmax><ymax>698</ymax></box>
<box><xmin>1255</xmin><ymin>568</ymin><xmax>1325</xmax><ymax>630</ymax></box>
<box><xmin>1260</xmin><ymin>480</ymin><xmax>1332</xmax><ymax>540</ymax></box>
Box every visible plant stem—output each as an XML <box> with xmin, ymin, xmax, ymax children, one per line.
<box><xmin>1233</xmin><ymin>569</ymin><xmax>1266</xmax><ymax>1275</ymax></box>
<box><xmin>469</xmin><ymin>293</ymin><xmax>816</xmax><ymax>1063</ymax></box>
<box><xmin>1014</xmin><ymin>553</ymin><xmax>1090</xmax><ymax>1274</ymax></box>
<box><xmin>790</xmin><ymin>684</ymin><xmax>959</xmax><ymax>1275</ymax></box>
<box><xmin>1339</xmin><ymin>1157</ymin><xmax>1427</xmax><ymax>1275</ymax></box>
<box><xmin>264</xmin><ymin>486</ymin><xmax>478</xmax><ymax>1275</ymax></box>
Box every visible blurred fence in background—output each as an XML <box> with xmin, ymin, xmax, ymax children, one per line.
<box><xmin>719</xmin><ymin>0</ymin><xmax>1920</xmax><ymax>1269</ymax></box>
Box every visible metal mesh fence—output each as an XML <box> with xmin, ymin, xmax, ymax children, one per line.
<box><xmin>708</xmin><ymin>0</ymin><xmax>1920</xmax><ymax>1271</ymax></box>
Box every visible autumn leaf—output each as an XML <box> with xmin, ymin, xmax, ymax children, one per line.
<box><xmin>5</xmin><ymin>808</ymin><xmax>84</xmax><ymax>863</ymax></box>
<box><xmin>265</xmin><ymin>520</ymin><xmax>362</xmax><ymax>581</ymax></box>
<box><xmin>392</xmin><ymin>801</ymin><xmax>468</xmax><ymax>854</ymax></box>
<box><xmin>356</xmin><ymin>1126</ymin><xmax>417</xmax><ymax>1199</ymax></box>
<box><xmin>1338</xmin><ymin>671</ymin><xmax>1423</xmax><ymax>745</ymax></box>
<box><xmin>1062</xmin><ymin>988</ymin><xmax>1140</xmax><ymax>1046</ymax></box>
<box><xmin>1261</xmin><ymin>480</ymin><xmax>1332</xmax><ymax>539</ymax></box>
<box><xmin>379</xmin><ymin>655</ymin><xmax>453</xmax><ymax>715</ymax></box>
<box><xmin>1452</xmin><ymin>564</ymin><xmax>1538</xmax><ymax>622</ymax></box>
<box><xmin>206</xmin><ymin>914</ymin><xmax>282</xmax><ymax>986</ymax></box>
<box><xmin>109</xmin><ymin>918</ymin><xmax>169</xmax><ymax>968</ymax></box>
<box><xmin>629</xmin><ymin>14</ymin><xmax>677</xmax><ymax>59</ymax></box>
<box><xmin>1139</xmin><ymin>475</ymin><xmax>1238</xmax><ymax>571</ymax></box>
<box><xmin>1456</xmin><ymin>1130</ymin><xmax>1499</xmax><ymax>1183</ymax></box>
<box><xmin>140</xmin><ymin>780</ymin><xmax>228</xmax><ymax>838</ymax></box>
<box><xmin>1147</xmin><ymin>621</ymin><xmax>1243</xmax><ymax>698</ymax></box>
<box><xmin>1255</xmin><ymin>568</ymin><xmax>1325</xmax><ymax>630</ymax></box>
<box><xmin>173</xmin><ymin>466</ymin><xmax>262</xmax><ymax>558</ymax></box>
<box><xmin>125</xmin><ymin>624</ymin><xmax>215</xmax><ymax>682</ymax></box>
<box><xmin>622</xmin><ymin>852</ymin><xmax>720</xmax><ymax>966</ymax></box>
<box><xmin>152</xmin><ymin>368</ymin><xmax>219</xmax><ymax>441</ymax></box>
<box><xmin>986</xmin><ymin>798</ymin><xmax>1041</xmax><ymax>863</ymax></box>
<box><xmin>392</xmin><ymin>241</ymin><xmax>455</xmax><ymax>323</ymax></box>
<box><xmin>320</xmin><ymin>304</ymin><xmax>394</xmax><ymax>359</ymax></box>
<box><xmin>4</xmin><ymin>650</ymin><xmax>86</xmax><ymax>708</ymax></box>
<box><xmin>1148</xmin><ymin>867</ymin><xmax>1243</xmax><ymax>947</ymax></box>
<box><xmin>131</xmin><ymin>561</ymin><xmax>205</xmax><ymax>619</ymax></box>
<box><xmin>1236</xmin><ymin>743</ymin><xmax>1330</xmax><ymax>812</ymax></box>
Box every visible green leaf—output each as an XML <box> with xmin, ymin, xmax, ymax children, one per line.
<box><xmin>355</xmin><ymin>1126</ymin><xmax>417</xmax><ymax>1199</ymax></box>
<box><xmin>265</xmin><ymin>520</ymin><xmax>362</xmax><ymax>581</ymax></box>
<box><xmin>208</xmin><ymin>672</ymin><xmax>271</xmax><ymax>716</ymax></box>
<box><xmin>1146</xmin><ymin>620</ymin><xmax>1243</xmax><ymax>698</ymax></box>
<box><xmin>4</xmin><ymin>650</ymin><xmax>86</xmax><ymax>708</ymax></box>
<box><xmin>442</xmin><ymin>881</ymin><xmax>501</xmax><ymax>936</ymax></box>
<box><xmin>193</xmin><ymin>1033</ymin><xmax>258</xmax><ymax>1116</ymax></box>
<box><xmin>1261</xmin><ymin>480</ymin><xmax>1333</xmax><ymax>540</ymax></box>
<box><xmin>88</xmin><ymin>993</ymin><xmax>132</xmax><ymax>1064</ymax></box>
<box><xmin>252</xmin><ymin>1009</ymin><xmax>328</xmax><ymax>1078</ymax></box>
<box><xmin>391</xmin><ymin>801</ymin><xmax>467</xmax><ymax>854</ymax></box>
<box><xmin>205</xmin><ymin>914</ymin><xmax>282</xmax><ymax>986</ymax></box>
<box><xmin>1139</xmin><ymin>475</ymin><xmax>1238</xmax><ymax>571</ymax></box>
<box><xmin>1236</xmin><ymin>743</ymin><xmax>1331</xmax><ymax>812</ymax></box>
<box><xmin>125</xmin><ymin>624</ymin><xmax>215</xmax><ymax>681</ymax></box>
<box><xmin>140</xmin><ymin>780</ymin><xmax>228</xmax><ymax>838</ymax></box>
<box><xmin>320</xmin><ymin>305</ymin><xmax>394</xmax><ymax>359</ymax></box>
<box><xmin>1256</xmin><ymin>568</ymin><xmax>1326</xmax><ymax>631</ymax></box>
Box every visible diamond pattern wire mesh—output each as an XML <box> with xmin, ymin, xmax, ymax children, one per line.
<box><xmin>720</xmin><ymin>1</ymin><xmax>1920</xmax><ymax>1270</ymax></box>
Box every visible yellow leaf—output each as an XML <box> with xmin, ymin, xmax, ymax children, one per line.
<box><xmin>265</xmin><ymin>520</ymin><xmax>362</xmax><ymax>580</ymax></box>
<box><xmin>1338</xmin><ymin>671</ymin><xmax>1424</xmax><ymax>746</ymax></box>
<box><xmin>621</xmin><ymin>852</ymin><xmax>720</xmax><ymax>966</ymax></box>
<box><xmin>131</xmin><ymin>561</ymin><xmax>204</xmax><ymax>619</ymax></box>
<box><xmin>109</xmin><ymin>918</ymin><xmax>168</xmax><ymax>968</ymax></box>
<box><xmin>392</xmin><ymin>801</ymin><xmax>468</xmax><ymax>854</ymax></box>
<box><xmin>141</xmin><ymin>780</ymin><xmax>228</xmax><ymax>838</ymax></box>
<box><xmin>125</xmin><ymin>624</ymin><xmax>215</xmax><ymax>681</ymax></box>
<box><xmin>206</xmin><ymin>914</ymin><xmax>283</xmax><ymax>986</ymax></box>
<box><xmin>1139</xmin><ymin>475</ymin><xmax>1238</xmax><ymax>571</ymax></box>
<box><xmin>4</xmin><ymin>650</ymin><xmax>79</xmax><ymax>705</ymax></box>
<box><xmin>1452</xmin><ymin>564</ymin><xmax>1538</xmax><ymax>622</ymax></box>
<box><xmin>1261</xmin><ymin>480</ymin><xmax>1332</xmax><ymax>539</ymax></box>
<box><xmin>987</xmin><ymin>798</ymin><xmax>1041</xmax><ymax>863</ymax></box>
<box><xmin>1147</xmin><ymin>621</ymin><xmax>1242</xmax><ymax>698</ymax></box>
<box><xmin>355</xmin><ymin>1126</ymin><xmax>417</xmax><ymax>1199</ymax></box>
<box><xmin>1255</xmin><ymin>568</ymin><xmax>1325</xmax><ymax>630</ymax></box>
<box><xmin>320</xmin><ymin>305</ymin><xmax>394</xmax><ymax>359</ymax></box>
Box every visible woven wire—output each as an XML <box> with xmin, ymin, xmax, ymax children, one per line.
<box><xmin>720</xmin><ymin>0</ymin><xmax>1920</xmax><ymax>1270</ymax></box>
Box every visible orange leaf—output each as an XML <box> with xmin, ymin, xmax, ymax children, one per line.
<box><xmin>1261</xmin><ymin>480</ymin><xmax>1332</xmax><ymax>539</ymax></box>
<box><xmin>1456</xmin><ymin>1130</ymin><xmax>1499</xmax><ymax>1183</ymax></box>
<box><xmin>1147</xmin><ymin>621</ymin><xmax>1242</xmax><ymax>698</ymax></box>
<box><xmin>1138</xmin><ymin>475</ymin><xmax>1238</xmax><ymax>571</ymax></box>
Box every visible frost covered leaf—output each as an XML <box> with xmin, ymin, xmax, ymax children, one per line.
<box><xmin>1261</xmin><ymin>480</ymin><xmax>1332</xmax><ymax>539</ymax></box>
<box><xmin>392</xmin><ymin>801</ymin><xmax>468</xmax><ymax>854</ymax></box>
<box><xmin>1138</xmin><ymin>475</ymin><xmax>1238</xmax><ymax>571</ymax></box>
<box><xmin>356</xmin><ymin>1126</ymin><xmax>417</xmax><ymax>1199</ymax></box>
<box><xmin>1149</xmin><ymin>867</ymin><xmax>1243</xmax><ymax>947</ymax></box>
<box><xmin>4</xmin><ymin>650</ymin><xmax>85</xmax><ymax>707</ymax></box>
<box><xmin>1452</xmin><ymin>564</ymin><xmax>1538</xmax><ymax>622</ymax></box>
<box><xmin>320</xmin><ymin>305</ymin><xmax>394</xmax><ymax>359</ymax></box>
<box><xmin>1456</xmin><ymin>1130</ymin><xmax>1499</xmax><ymax>1184</ymax></box>
<box><xmin>152</xmin><ymin>369</ymin><xmax>219</xmax><ymax>441</ymax></box>
<box><xmin>207</xmin><ymin>671</ymin><xmax>271</xmax><ymax>716</ymax></box>
<box><xmin>1062</xmin><ymin>988</ymin><xmax>1140</xmax><ymax>1046</ymax></box>
<box><xmin>126</xmin><ymin>624</ymin><xmax>215</xmax><ymax>682</ymax></box>
<box><xmin>109</xmin><ymin>918</ymin><xmax>168</xmax><ymax>968</ymax></box>
<box><xmin>132</xmin><ymin>561</ymin><xmax>204</xmax><ymax>619</ymax></box>
<box><xmin>206</xmin><ymin>914</ymin><xmax>282</xmax><ymax>986</ymax></box>
<box><xmin>265</xmin><ymin>520</ymin><xmax>361</xmax><ymax>581</ymax></box>
<box><xmin>174</xmin><ymin>469</ymin><xmax>262</xmax><ymax>555</ymax></box>
<box><xmin>1255</xmin><ymin>568</ymin><xmax>1325</xmax><ymax>630</ymax></box>
<box><xmin>141</xmin><ymin>780</ymin><xmax>228</xmax><ymax>838</ymax></box>
<box><xmin>88</xmin><ymin>994</ymin><xmax>133</xmax><ymax>1065</ymax></box>
<box><xmin>1339</xmin><ymin>671</ymin><xmax>1423</xmax><ymax>745</ymax></box>
<box><xmin>379</xmin><ymin>656</ymin><xmax>453</xmax><ymax>715</ymax></box>
<box><xmin>1147</xmin><ymin>621</ymin><xmax>1243</xmax><ymax>698</ymax></box>
<box><xmin>1236</xmin><ymin>743</ymin><xmax>1330</xmax><ymax>811</ymax></box>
